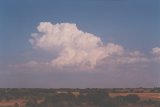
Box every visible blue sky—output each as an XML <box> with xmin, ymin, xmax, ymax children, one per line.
<box><xmin>0</xmin><ymin>0</ymin><xmax>160</xmax><ymax>88</ymax></box>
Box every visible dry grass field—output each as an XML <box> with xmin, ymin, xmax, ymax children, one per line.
<box><xmin>0</xmin><ymin>89</ymin><xmax>160</xmax><ymax>107</ymax></box>
<box><xmin>0</xmin><ymin>99</ymin><xmax>26</xmax><ymax>107</ymax></box>
<box><xmin>109</xmin><ymin>93</ymin><xmax>160</xmax><ymax>101</ymax></box>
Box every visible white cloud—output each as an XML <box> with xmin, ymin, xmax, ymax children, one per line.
<box><xmin>8</xmin><ymin>21</ymin><xmax>151</xmax><ymax>71</ymax></box>
<box><xmin>30</xmin><ymin>22</ymin><xmax>127</xmax><ymax>68</ymax></box>
<box><xmin>152</xmin><ymin>47</ymin><xmax>160</xmax><ymax>62</ymax></box>
<box><xmin>152</xmin><ymin>47</ymin><xmax>160</xmax><ymax>56</ymax></box>
<box><xmin>30</xmin><ymin>22</ymin><xmax>102</xmax><ymax>52</ymax></box>
<box><xmin>119</xmin><ymin>51</ymin><xmax>148</xmax><ymax>64</ymax></box>
<box><xmin>98</xmin><ymin>50</ymin><xmax>148</xmax><ymax>68</ymax></box>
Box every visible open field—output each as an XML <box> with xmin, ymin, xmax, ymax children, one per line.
<box><xmin>0</xmin><ymin>88</ymin><xmax>159</xmax><ymax>107</ymax></box>
<box><xmin>0</xmin><ymin>99</ymin><xmax>25</xmax><ymax>107</ymax></box>
<box><xmin>109</xmin><ymin>93</ymin><xmax>160</xmax><ymax>101</ymax></box>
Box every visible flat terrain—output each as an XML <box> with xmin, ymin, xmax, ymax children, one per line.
<box><xmin>0</xmin><ymin>88</ymin><xmax>159</xmax><ymax>107</ymax></box>
<box><xmin>109</xmin><ymin>93</ymin><xmax>160</xmax><ymax>101</ymax></box>
<box><xmin>0</xmin><ymin>99</ymin><xmax>25</xmax><ymax>107</ymax></box>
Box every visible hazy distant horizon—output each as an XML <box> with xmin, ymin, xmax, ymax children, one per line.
<box><xmin>0</xmin><ymin>0</ymin><xmax>160</xmax><ymax>88</ymax></box>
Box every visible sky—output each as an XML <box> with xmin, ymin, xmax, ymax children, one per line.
<box><xmin>0</xmin><ymin>0</ymin><xmax>160</xmax><ymax>88</ymax></box>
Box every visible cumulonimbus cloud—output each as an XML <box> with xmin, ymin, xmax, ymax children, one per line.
<box><xmin>30</xmin><ymin>22</ymin><xmax>126</xmax><ymax>68</ymax></box>
<box><xmin>27</xmin><ymin>22</ymin><xmax>150</xmax><ymax>69</ymax></box>
<box><xmin>9</xmin><ymin>21</ymin><xmax>160</xmax><ymax>71</ymax></box>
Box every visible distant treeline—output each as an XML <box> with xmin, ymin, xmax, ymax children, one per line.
<box><xmin>1</xmin><ymin>87</ymin><xmax>159</xmax><ymax>94</ymax></box>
